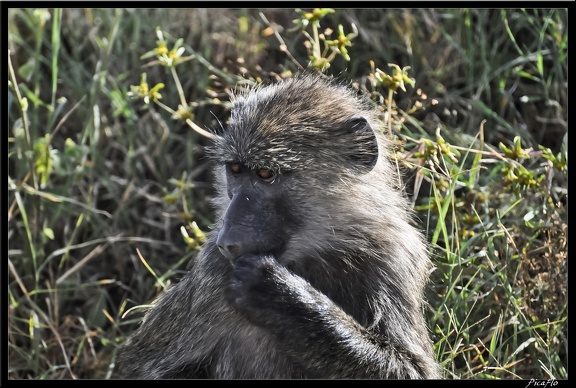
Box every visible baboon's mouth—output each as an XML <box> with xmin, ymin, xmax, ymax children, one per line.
<box><xmin>269</xmin><ymin>243</ymin><xmax>291</xmax><ymax>265</ymax></box>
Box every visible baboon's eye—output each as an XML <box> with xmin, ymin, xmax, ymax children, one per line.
<box><xmin>257</xmin><ymin>168</ymin><xmax>274</xmax><ymax>180</ymax></box>
<box><xmin>229</xmin><ymin>163</ymin><xmax>241</xmax><ymax>174</ymax></box>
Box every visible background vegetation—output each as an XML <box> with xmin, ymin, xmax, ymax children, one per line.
<box><xmin>7</xmin><ymin>8</ymin><xmax>567</xmax><ymax>380</ymax></box>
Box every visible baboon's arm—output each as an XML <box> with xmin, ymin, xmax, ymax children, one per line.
<box><xmin>227</xmin><ymin>254</ymin><xmax>435</xmax><ymax>379</ymax></box>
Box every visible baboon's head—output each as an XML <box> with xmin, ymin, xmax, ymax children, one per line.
<box><xmin>209</xmin><ymin>75</ymin><xmax>385</xmax><ymax>265</ymax></box>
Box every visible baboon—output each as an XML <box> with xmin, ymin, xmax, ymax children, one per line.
<box><xmin>116</xmin><ymin>74</ymin><xmax>440</xmax><ymax>379</ymax></box>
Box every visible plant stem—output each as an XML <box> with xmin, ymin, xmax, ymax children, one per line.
<box><xmin>8</xmin><ymin>50</ymin><xmax>38</xmax><ymax>189</ymax></box>
<box><xmin>170</xmin><ymin>66</ymin><xmax>188</xmax><ymax>109</ymax></box>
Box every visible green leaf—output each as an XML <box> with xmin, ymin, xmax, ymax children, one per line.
<box><xmin>43</xmin><ymin>227</ymin><xmax>55</xmax><ymax>240</ymax></box>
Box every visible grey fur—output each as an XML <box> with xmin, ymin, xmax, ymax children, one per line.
<box><xmin>116</xmin><ymin>74</ymin><xmax>440</xmax><ymax>379</ymax></box>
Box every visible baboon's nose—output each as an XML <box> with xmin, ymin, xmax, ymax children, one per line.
<box><xmin>217</xmin><ymin>243</ymin><xmax>241</xmax><ymax>261</ymax></box>
<box><xmin>216</xmin><ymin>227</ymin><xmax>246</xmax><ymax>261</ymax></box>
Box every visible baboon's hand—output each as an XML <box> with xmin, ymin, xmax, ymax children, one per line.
<box><xmin>226</xmin><ymin>254</ymin><xmax>291</xmax><ymax>317</ymax></box>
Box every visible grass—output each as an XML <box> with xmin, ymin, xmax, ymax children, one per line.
<box><xmin>6</xmin><ymin>8</ymin><xmax>567</xmax><ymax>380</ymax></box>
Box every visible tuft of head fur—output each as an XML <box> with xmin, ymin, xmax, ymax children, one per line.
<box><xmin>209</xmin><ymin>75</ymin><xmax>383</xmax><ymax>175</ymax></box>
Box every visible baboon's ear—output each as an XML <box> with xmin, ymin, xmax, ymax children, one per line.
<box><xmin>344</xmin><ymin>116</ymin><xmax>379</xmax><ymax>171</ymax></box>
